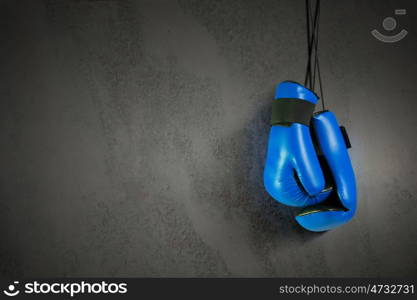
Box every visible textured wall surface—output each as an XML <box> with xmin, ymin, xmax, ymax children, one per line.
<box><xmin>1</xmin><ymin>0</ymin><xmax>417</xmax><ymax>277</ymax></box>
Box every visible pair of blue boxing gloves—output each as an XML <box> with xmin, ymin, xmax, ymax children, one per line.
<box><xmin>264</xmin><ymin>81</ymin><xmax>357</xmax><ymax>232</ymax></box>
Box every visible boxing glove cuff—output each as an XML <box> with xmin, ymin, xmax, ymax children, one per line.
<box><xmin>271</xmin><ymin>98</ymin><xmax>316</xmax><ymax>126</ymax></box>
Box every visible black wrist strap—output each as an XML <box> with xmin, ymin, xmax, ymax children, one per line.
<box><xmin>271</xmin><ymin>98</ymin><xmax>316</xmax><ymax>126</ymax></box>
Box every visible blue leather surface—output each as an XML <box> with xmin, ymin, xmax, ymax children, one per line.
<box><xmin>264</xmin><ymin>81</ymin><xmax>357</xmax><ymax>231</ymax></box>
<box><xmin>295</xmin><ymin>111</ymin><xmax>357</xmax><ymax>231</ymax></box>
<box><xmin>264</xmin><ymin>82</ymin><xmax>331</xmax><ymax>207</ymax></box>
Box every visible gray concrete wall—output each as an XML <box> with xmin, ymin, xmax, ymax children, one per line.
<box><xmin>1</xmin><ymin>0</ymin><xmax>416</xmax><ymax>277</ymax></box>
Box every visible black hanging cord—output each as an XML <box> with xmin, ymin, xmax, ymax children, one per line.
<box><xmin>304</xmin><ymin>0</ymin><xmax>319</xmax><ymax>89</ymax></box>
<box><xmin>304</xmin><ymin>0</ymin><xmax>312</xmax><ymax>88</ymax></box>
<box><xmin>311</xmin><ymin>1</ymin><xmax>320</xmax><ymax>90</ymax></box>
<box><xmin>304</xmin><ymin>0</ymin><xmax>325</xmax><ymax>111</ymax></box>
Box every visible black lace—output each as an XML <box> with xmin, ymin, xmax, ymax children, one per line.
<box><xmin>304</xmin><ymin>0</ymin><xmax>325</xmax><ymax>110</ymax></box>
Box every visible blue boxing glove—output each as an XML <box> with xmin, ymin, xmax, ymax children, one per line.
<box><xmin>264</xmin><ymin>81</ymin><xmax>332</xmax><ymax>207</ymax></box>
<box><xmin>295</xmin><ymin>111</ymin><xmax>357</xmax><ymax>232</ymax></box>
